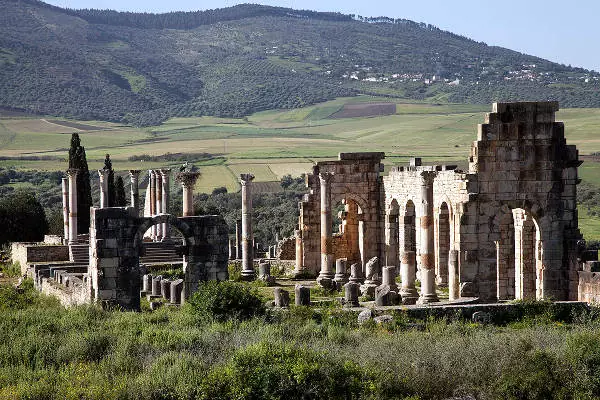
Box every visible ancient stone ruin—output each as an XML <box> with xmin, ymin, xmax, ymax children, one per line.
<box><xmin>295</xmin><ymin>101</ymin><xmax>583</xmax><ymax>302</ymax></box>
<box><xmin>15</xmin><ymin>101</ymin><xmax>600</xmax><ymax>308</ymax></box>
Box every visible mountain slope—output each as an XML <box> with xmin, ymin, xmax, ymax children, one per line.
<box><xmin>0</xmin><ymin>0</ymin><xmax>598</xmax><ymax>126</ymax></box>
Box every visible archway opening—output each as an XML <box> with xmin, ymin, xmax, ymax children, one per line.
<box><xmin>436</xmin><ymin>202</ymin><xmax>450</xmax><ymax>287</ymax></box>
<box><xmin>513</xmin><ymin>208</ymin><xmax>541</xmax><ymax>300</ymax></box>
<box><xmin>401</xmin><ymin>200</ymin><xmax>417</xmax><ymax>265</ymax></box>
<box><xmin>386</xmin><ymin>200</ymin><xmax>400</xmax><ymax>267</ymax></box>
<box><xmin>496</xmin><ymin>211</ymin><xmax>516</xmax><ymax>301</ymax></box>
<box><xmin>331</xmin><ymin>198</ymin><xmax>363</xmax><ymax>267</ymax></box>
<box><xmin>140</xmin><ymin>222</ymin><xmax>187</xmax><ymax>280</ymax></box>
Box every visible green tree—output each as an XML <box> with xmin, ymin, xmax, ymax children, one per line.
<box><xmin>103</xmin><ymin>154</ymin><xmax>116</xmax><ymax>207</ymax></box>
<box><xmin>0</xmin><ymin>190</ymin><xmax>48</xmax><ymax>246</ymax></box>
<box><xmin>115</xmin><ymin>176</ymin><xmax>127</xmax><ymax>207</ymax></box>
<box><xmin>68</xmin><ymin>133</ymin><xmax>92</xmax><ymax>234</ymax></box>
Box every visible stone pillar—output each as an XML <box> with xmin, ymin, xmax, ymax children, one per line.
<box><xmin>295</xmin><ymin>284</ymin><xmax>310</xmax><ymax>306</ymax></box>
<box><xmin>386</xmin><ymin>214</ymin><xmax>399</xmax><ymax>267</ymax></box>
<box><xmin>61</xmin><ymin>177</ymin><xmax>69</xmax><ymax>243</ymax></box>
<box><xmin>160</xmin><ymin>169</ymin><xmax>171</xmax><ymax>239</ymax></box>
<box><xmin>178</xmin><ymin>172</ymin><xmax>201</xmax><ymax>217</ymax></box>
<box><xmin>382</xmin><ymin>266</ymin><xmax>398</xmax><ymax>292</ymax></box>
<box><xmin>400</xmin><ymin>250</ymin><xmax>418</xmax><ymax>304</ymax></box>
<box><xmin>334</xmin><ymin>258</ymin><xmax>348</xmax><ymax>285</ymax></box>
<box><xmin>317</xmin><ymin>172</ymin><xmax>334</xmax><ymax>285</ymax></box>
<box><xmin>240</xmin><ymin>173</ymin><xmax>255</xmax><ymax>280</ymax></box>
<box><xmin>418</xmin><ymin>171</ymin><xmax>439</xmax><ymax>303</ymax></box>
<box><xmin>343</xmin><ymin>282</ymin><xmax>360</xmax><ymax>307</ymax></box>
<box><xmin>66</xmin><ymin>168</ymin><xmax>78</xmax><ymax>244</ymax></box>
<box><xmin>149</xmin><ymin>170</ymin><xmax>157</xmax><ymax>240</ymax></box>
<box><xmin>293</xmin><ymin>229</ymin><xmax>305</xmax><ymax>277</ymax></box>
<box><xmin>155</xmin><ymin>172</ymin><xmax>163</xmax><ymax>240</ymax></box>
<box><xmin>449</xmin><ymin>249</ymin><xmax>459</xmax><ymax>301</ymax></box>
<box><xmin>235</xmin><ymin>219</ymin><xmax>243</xmax><ymax>259</ymax></box>
<box><xmin>129</xmin><ymin>170</ymin><xmax>141</xmax><ymax>215</ymax></box>
<box><xmin>274</xmin><ymin>288</ymin><xmax>290</xmax><ymax>308</ymax></box>
<box><xmin>98</xmin><ymin>169</ymin><xmax>109</xmax><ymax>208</ymax></box>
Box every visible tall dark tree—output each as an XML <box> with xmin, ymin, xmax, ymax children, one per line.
<box><xmin>0</xmin><ymin>190</ymin><xmax>48</xmax><ymax>246</ymax></box>
<box><xmin>115</xmin><ymin>176</ymin><xmax>127</xmax><ymax>207</ymax></box>
<box><xmin>68</xmin><ymin>133</ymin><xmax>92</xmax><ymax>234</ymax></box>
<box><xmin>103</xmin><ymin>154</ymin><xmax>116</xmax><ymax>207</ymax></box>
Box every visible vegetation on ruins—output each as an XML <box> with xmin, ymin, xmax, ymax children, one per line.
<box><xmin>68</xmin><ymin>133</ymin><xmax>92</xmax><ymax>234</ymax></box>
<box><xmin>1</xmin><ymin>1</ymin><xmax>599</xmax><ymax>126</ymax></box>
<box><xmin>115</xmin><ymin>176</ymin><xmax>127</xmax><ymax>207</ymax></box>
<box><xmin>1</xmin><ymin>280</ymin><xmax>600</xmax><ymax>398</ymax></box>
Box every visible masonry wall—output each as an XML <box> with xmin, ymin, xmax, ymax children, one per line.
<box><xmin>12</xmin><ymin>242</ymin><xmax>70</xmax><ymax>275</ymax></box>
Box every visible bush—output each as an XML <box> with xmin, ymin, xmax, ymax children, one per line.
<box><xmin>186</xmin><ymin>281</ymin><xmax>265</xmax><ymax>322</ymax></box>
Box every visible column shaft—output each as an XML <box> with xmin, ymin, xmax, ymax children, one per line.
<box><xmin>62</xmin><ymin>177</ymin><xmax>69</xmax><ymax>242</ymax></box>
<box><xmin>98</xmin><ymin>169</ymin><xmax>109</xmax><ymax>208</ymax></box>
<box><xmin>235</xmin><ymin>219</ymin><xmax>242</xmax><ymax>259</ymax></box>
<box><xmin>294</xmin><ymin>228</ymin><xmax>304</xmax><ymax>276</ymax></box>
<box><xmin>317</xmin><ymin>172</ymin><xmax>334</xmax><ymax>284</ymax></box>
<box><xmin>129</xmin><ymin>170</ymin><xmax>141</xmax><ymax>215</ymax></box>
<box><xmin>418</xmin><ymin>171</ymin><xmax>438</xmax><ymax>303</ymax></box>
<box><xmin>386</xmin><ymin>214</ymin><xmax>399</xmax><ymax>267</ymax></box>
<box><xmin>240</xmin><ymin>174</ymin><xmax>255</xmax><ymax>280</ymax></box>
<box><xmin>160</xmin><ymin>170</ymin><xmax>170</xmax><ymax>239</ymax></box>
<box><xmin>67</xmin><ymin>169</ymin><xmax>78</xmax><ymax>244</ymax></box>
<box><xmin>149</xmin><ymin>170</ymin><xmax>157</xmax><ymax>240</ymax></box>
<box><xmin>155</xmin><ymin>173</ymin><xmax>163</xmax><ymax>239</ymax></box>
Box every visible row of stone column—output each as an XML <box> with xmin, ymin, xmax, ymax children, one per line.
<box><xmin>144</xmin><ymin>169</ymin><xmax>174</xmax><ymax>241</ymax></box>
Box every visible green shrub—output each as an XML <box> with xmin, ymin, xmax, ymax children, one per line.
<box><xmin>186</xmin><ymin>281</ymin><xmax>265</xmax><ymax>322</ymax></box>
<box><xmin>228</xmin><ymin>262</ymin><xmax>242</xmax><ymax>282</ymax></box>
<box><xmin>0</xmin><ymin>279</ymin><xmax>38</xmax><ymax>310</ymax></box>
<box><xmin>199</xmin><ymin>341</ymin><xmax>374</xmax><ymax>399</ymax></box>
<box><xmin>0</xmin><ymin>262</ymin><xmax>21</xmax><ymax>278</ymax></box>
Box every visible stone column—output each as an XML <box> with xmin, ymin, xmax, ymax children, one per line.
<box><xmin>61</xmin><ymin>177</ymin><xmax>69</xmax><ymax>243</ymax></box>
<box><xmin>155</xmin><ymin>172</ymin><xmax>163</xmax><ymax>240</ymax></box>
<box><xmin>400</xmin><ymin>250</ymin><xmax>418</xmax><ymax>303</ymax></box>
<box><xmin>149</xmin><ymin>170</ymin><xmax>157</xmax><ymax>240</ymax></box>
<box><xmin>160</xmin><ymin>169</ymin><xmax>171</xmax><ymax>239</ymax></box>
<box><xmin>317</xmin><ymin>172</ymin><xmax>334</xmax><ymax>285</ymax></box>
<box><xmin>418</xmin><ymin>171</ymin><xmax>439</xmax><ymax>304</ymax></box>
<box><xmin>449</xmin><ymin>249</ymin><xmax>459</xmax><ymax>301</ymax></box>
<box><xmin>98</xmin><ymin>169</ymin><xmax>109</xmax><ymax>208</ymax></box>
<box><xmin>129</xmin><ymin>170</ymin><xmax>141</xmax><ymax>215</ymax></box>
<box><xmin>235</xmin><ymin>219</ymin><xmax>242</xmax><ymax>259</ymax></box>
<box><xmin>386</xmin><ymin>213</ymin><xmax>399</xmax><ymax>267</ymax></box>
<box><xmin>240</xmin><ymin>173</ymin><xmax>255</xmax><ymax>280</ymax></box>
<box><xmin>294</xmin><ymin>228</ymin><xmax>305</xmax><ymax>276</ymax></box>
<box><xmin>66</xmin><ymin>168</ymin><xmax>78</xmax><ymax>244</ymax></box>
<box><xmin>178</xmin><ymin>172</ymin><xmax>200</xmax><ymax>217</ymax></box>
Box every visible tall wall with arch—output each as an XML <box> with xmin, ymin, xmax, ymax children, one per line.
<box><xmin>297</xmin><ymin>101</ymin><xmax>583</xmax><ymax>302</ymax></box>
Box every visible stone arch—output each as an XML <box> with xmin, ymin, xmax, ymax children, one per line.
<box><xmin>330</xmin><ymin>192</ymin><xmax>367</xmax><ymax>267</ymax></box>
<box><xmin>134</xmin><ymin>214</ymin><xmax>195</xmax><ymax>250</ymax></box>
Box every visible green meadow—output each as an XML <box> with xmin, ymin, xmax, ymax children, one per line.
<box><xmin>1</xmin><ymin>97</ymin><xmax>599</xmax><ymax>239</ymax></box>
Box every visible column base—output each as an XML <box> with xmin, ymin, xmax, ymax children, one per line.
<box><xmin>417</xmin><ymin>293</ymin><xmax>440</xmax><ymax>304</ymax></box>
<box><xmin>240</xmin><ymin>270</ymin><xmax>256</xmax><ymax>281</ymax></box>
<box><xmin>316</xmin><ymin>272</ymin><xmax>334</xmax><ymax>288</ymax></box>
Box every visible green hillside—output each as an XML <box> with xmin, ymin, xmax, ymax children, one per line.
<box><xmin>0</xmin><ymin>0</ymin><xmax>599</xmax><ymax>126</ymax></box>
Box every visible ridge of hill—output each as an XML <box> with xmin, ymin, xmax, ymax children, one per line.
<box><xmin>1</xmin><ymin>0</ymin><xmax>599</xmax><ymax>126</ymax></box>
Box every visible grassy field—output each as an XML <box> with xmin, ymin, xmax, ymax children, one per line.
<box><xmin>1</xmin><ymin>96</ymin><xmax>599</xmax><ymax>238</ymax></box>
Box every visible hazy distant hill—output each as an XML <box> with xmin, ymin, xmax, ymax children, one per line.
<box><xmin>1</xmin><ymin>0</ymin><xmax>598</xmax><ymax>126</ymax></box>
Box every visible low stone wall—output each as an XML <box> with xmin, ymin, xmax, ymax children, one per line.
<box><xmin>44</xmin><ymin>235</ymin><xmax>63</xmax><ymax>245</ymax></box>
<box><xmin>578</xmin><ymin>271</ymin><xmax>600</xmax><ymax>303</ymax></box>
<box><xmin>12</xmin><ymin>242</ymin><xmax>70</xmax><ymax>275</ymax></box>
<box><xmin>40</xmin><ymin>278</ymin><xmax>89</xmax><ymax>307</ymax></box>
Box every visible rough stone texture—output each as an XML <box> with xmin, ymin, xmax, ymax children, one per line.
<box><xmin>357</xmin><ymin>309</ymin><xmax>374</xmax><ymax>325</ymax></box>
<box><xmin>295</xmin><ymin>284</ymin><xmax>310</xmax><ymax>306</ymax></box>
<box><xmin>12</xmin><ymin>243</ymin><xmax>70</xmax><ymax>275</ymax></box>
<box><xmin>274</xmin><ymin>287</ymin><xmax>290</xmax><ymax>307</ymax></box>
<box><xmin>343</xmin><ymin>282</ymin><xmax>360</xmax><ymax>307</ymax></box>
<box><xmin>333</xmin><ymin>258</ymin><xmax>348</xmax><ymax>285</ymax></box>
<box><xmin>89</xmin><ymin>207</ymin><xmax>229</xmax><ymax>310</ymax></box>
<box><xmin>276</xmin><ymin>236</ymin><xmax>296</xmax><ymax>260</ymax></box>
<box><xmin>297</xmin><ymin>102</ymin><xmax>582</xmax><ymax>302</ymax></box>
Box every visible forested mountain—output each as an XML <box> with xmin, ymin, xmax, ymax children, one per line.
<box><xmin>1</xmin><ymin>0</ymin><xmax>599</xmax><ymax>126</ymax></box>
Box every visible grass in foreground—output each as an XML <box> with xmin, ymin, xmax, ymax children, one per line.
<box><xmin>1</xmin><ymin>281</ymin><xmax>600</xmax><ymax>399</ymax></box>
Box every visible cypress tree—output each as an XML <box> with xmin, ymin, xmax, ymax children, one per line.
<box><xmin>68</xmin><ymin>133</ymin><xmax>92</xmax><ymax>234</ymax></box>
<box><xmin>103</xmin><ymin>154</ymin><xmax>116</xmax><ymax>207</ymax></box>
<box><xmin>115</xmin><ymin>176</ymin><xmax>127</xmax><ymax>207</ymax></box>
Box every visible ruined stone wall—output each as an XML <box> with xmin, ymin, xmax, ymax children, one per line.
<box><xmin>470</xmin><ymin>102</ymin><xmax>581</xmax><ymax>301</ymax></box>
<box><xmin>578</xmin><ymin>271</ymin><xmax>600</xmax><ymax>303</ymax></box>
<box><xmin>299</xmin><ymin>153</ymin><xmax>385</xmax><ymax>274</ymax></box>
<box><xmin>12</xmin><ymin>243</ymin><xmax>70</xmax><ymax>275</ymax></box>
<box><xmin>276</xmin><ymin>236</ymin><xmax>295</xmax><ymax>260</ymax></box>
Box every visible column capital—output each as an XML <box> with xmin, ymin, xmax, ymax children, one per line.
<box><xmin>66</xmin><ymin>168</ymin><xmax>79</xmax><ymax>177</ymax></box>
<box><xmin>129</xmin><ymin>169</ymin><xmax>141</xmax><ymax>177</ymax></box>
<box><xmin>97</xmin><ymin>168</ymin><xmax>109</xmax><ymax>180</ymax></box>
<box><xmin>159</xmin><ymin>168</ymin><xmax>171</xmax><ymax>177</ymax></box>
<box><xmin>177</xmin><ymin>171</ymin><xmax>201</xmax><ymax>187</ymax></box>
<box><xmin>240</xmin><ymin>173</ymin><xmax>255</xmax><ymax>185</ymax></box>
<box><xmin>319</xmin><ymin>171</ymin><xmax>334</xmax><ymax>184</ymax></box>
<box><xmin>420</xmin><ymin>170</ymin><xmax>436</xmax><ymax>185</ymax></box>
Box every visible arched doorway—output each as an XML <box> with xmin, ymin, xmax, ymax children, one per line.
<box><xmin>513</xmin><ymin>208</ymin><xmax>542</xmax><ymax>300</ymax></box>
<box><xmin>330</xmin><ymin>195</ymin><xmax>366</xmax><ymax>269</ymax></box>
<box><xmin>399</xmin><ymin>200</ymin><xmax>419</xmax><ymax>303</ymax></box>
<box><xmin>436</xmin><ymin>202</ymin><xmax>450</xmax><ymax>287</ymax></box>
<box><xmin>496</xmin><ymin>211</ymin><xmax>516</xmax><ymax>300</ymax></box>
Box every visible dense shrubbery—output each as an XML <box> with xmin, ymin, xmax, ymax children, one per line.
<box><xmin>2</xmin><ymin>280</ymin><xmax>600</xmax><ymax>398</ymax></box>
<box><xmin>186</xmin><ymin>281</ymin><xmax>265</xmax><ymax>322</ymax></box>
<box><xmin>0</xmin><ymin>190</ymin><xmax>48</xmax><ymax>246</ymax></box>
